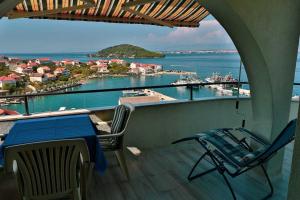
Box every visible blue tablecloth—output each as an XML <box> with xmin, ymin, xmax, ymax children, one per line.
<box><xmin>0</xmin><ymin>114</ymin><xmax>106</xmax><ymax>174</ymax></box>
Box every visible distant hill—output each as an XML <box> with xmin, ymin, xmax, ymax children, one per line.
<box><xmin>88</xmin><ymin>44</ymin><xmax>165</xmax><ymax>58</ymax></box>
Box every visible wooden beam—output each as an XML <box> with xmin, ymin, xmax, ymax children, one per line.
<box><xmin>36</xmin><ymin>13</ymin><xmax>199</xmax><ymax>27</ymax></box>
<box><xmin>7</xmin><ymin>4</ymin><xmax>95</xmax><ymax>19</ymax></box>
<box><xmin>123</xmin><ymin>0</ymin><xmax>163</xmax><ymax>8</ymax></box>
<box><xmin>121</xmin><ymin>6</ymin><xmax>173</xmax><ymax>28</ymax></box>
<box><xmin>0</xmin><ymin>0</ymin><xmax>21</xmax><ymax>18</ymax></box>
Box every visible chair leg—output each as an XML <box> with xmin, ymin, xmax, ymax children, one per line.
<box><xmin>115</xmin><ymin>149</ymin><xmax>129</xmax><ymax>179</ymax></box>
<box><xmin>221</xmin><ymin>173</ymin><xmax>237</xmax><ymax>200</ymax></box>
<box><xmin>188</xmin><ymin>152</ymin><xmax>217</xmax><ymax>181</ymax></box>
<box><xmin>188</xmin><ymin>152</ymin><xmax>237</xmax><ymax>200</ymax></box>
<box><xmin>260</xmin><ymin>165</ymin><xmax>274</xmax><ymax>200</ymax></box>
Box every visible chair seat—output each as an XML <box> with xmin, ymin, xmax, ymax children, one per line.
<box><xmin>197</xmin><ymin>129</ymin><xmax>267</xmax><ymax>169</ymax></box>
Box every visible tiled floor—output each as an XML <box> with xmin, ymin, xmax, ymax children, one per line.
<box><xmin>0</xmin><ymin>142</ymin><xmax>293</xmax><ymax>200</ymax></box>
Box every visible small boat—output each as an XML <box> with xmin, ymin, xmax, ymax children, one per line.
<box><xmin>205</xmin><ymin>72</ymin><xmax>223</xmax><ymax>83</ymax></box>
<box><xmin>59</xmin><ymin>107</ymin><xmax>66</xmax><ymax>111</ymax></box>
<box><xmin>171</xmin><ymin>75</ymin><xmax>203</xmax><ymax>88</ymax></box>
<box><xmin>122</xmin><ymin>90</ymin><xmax>147</xmax><ymax>97</ymax></box>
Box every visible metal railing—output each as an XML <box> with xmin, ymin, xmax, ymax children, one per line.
<box><xmin>0</xmin><ymin>81</ymin><xmax>298</xmax><ymax>115</ymax></box>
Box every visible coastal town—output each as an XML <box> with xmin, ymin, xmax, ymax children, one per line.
<box><xmin>0</xmin><ymin>56</ymin><xmax>173</xmax><ymax>96</ymax></box>
<box><xmin>0</xmin><ymin>52</ymin><xmax>251</xmax><ymax>111</ymax></box>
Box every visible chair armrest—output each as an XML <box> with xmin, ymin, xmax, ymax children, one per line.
<box><xmin>96</xmin><ymin>132</ymin><xmax>124</xmax><ymax>139</ymax></box>
<box><xmin>90</xmin><ymin>114</ymin><xmax>112</xmax><ymax>125</ymax></box>
<box><xmin>97</xmin><ymin>121</ymin><xmax>112</xmax><ymax>126</ymax></box>
<box><xmin>236</xmin><ymin>128</ymin><xmax>270</xmax><ymax>146</ymax></box>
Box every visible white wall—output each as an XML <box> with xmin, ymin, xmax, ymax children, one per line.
<box><xmin>93</xmin><ymin>97</ymin><xmax>299</xmax><ymax>149</ymax></box>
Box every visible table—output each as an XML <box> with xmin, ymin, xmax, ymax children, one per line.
<box><xmin>0</xmin><ymin>114</ymin><xmax>107</xmax><ymax>174</ymax></box>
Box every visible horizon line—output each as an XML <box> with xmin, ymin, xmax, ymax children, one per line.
<box><xmin>0</xmin><ymin>49</ymin><xmax>239</xmax><ymax>54</ymax></box>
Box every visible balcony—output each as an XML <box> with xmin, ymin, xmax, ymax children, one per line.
<box><xmin>0</xmin><ymin>92</ymin><xmax>298</xmax><ymax>199</ymax></box>
<box><xmin>0</xmin><ymin>0</ymin><xmax>299</xmax><ymax>199</ymax></box>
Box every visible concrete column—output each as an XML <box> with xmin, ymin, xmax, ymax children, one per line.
<box><xmin>288</xmin><ymin>101</ymin><xmax>300</xmax><ymax>199</ymax></box>
<box><xmin>200</xmin><ymin>0</ymin><xmax>300</xmax><ymax>174</ymax></box>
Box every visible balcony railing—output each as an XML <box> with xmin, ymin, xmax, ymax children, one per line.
<box><xmin>0</xmin><ymin>81</ymin><xmax>299</xmax><ymax>115</ymax></box>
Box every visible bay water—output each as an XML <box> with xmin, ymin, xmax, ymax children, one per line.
<box><xmin>2</xmin><ymin>53</ymin><xmax>300</xmax><ymax>114</ymax></box>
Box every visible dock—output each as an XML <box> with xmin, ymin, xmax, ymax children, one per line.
<box><xmin>205</xmin><ymin>84</ymin><xmax>233</xmax><ymax>95</ymax></box>
<box><xmin>119</xmin><ymin>89</ymin><xmax>176</xmax><ymax>105</ymax></box>
<box><xmin>157</xmin><ymin>70</ymin><xmax>197</xmax><ymax>75</ymax></box>
<box><xmin>143</xmin><ymin>89</ymin><xmax>176</xmax><ymax>101</ymax></box>
<box><xmin>238</xmin><ymin>88</ymin><xmax>251</xmax><ymax>96</ymax></box>
<box><xmin>206</xmin><ymin>85</ymin><xmax>251</xmax><ymax>96</ymax></box>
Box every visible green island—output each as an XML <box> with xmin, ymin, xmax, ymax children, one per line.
<box><xmin>88</xmin><ymin>44</ymin><xmax>165</xmax><ymax>58</ymax></box>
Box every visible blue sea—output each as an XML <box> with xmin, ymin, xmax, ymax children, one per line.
<box><xmin>2</xmin><ymin>53</ymin><xmax>300</xmax><ymax>114</ymax></box>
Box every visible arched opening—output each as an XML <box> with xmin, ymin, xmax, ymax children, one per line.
<box><xmin>0</xmin><ymin>1</ymin><xmax>299</xmax><ymax>199</ymax></box>
<box><xmin>0</xmin><ymin>15</ymin><xmax>249</xmax><ymax>112</ymax></box>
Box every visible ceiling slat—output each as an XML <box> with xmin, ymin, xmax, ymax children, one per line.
<box><xmin>2</xmin><ymin>0</ymin><xmax>208</xmax><ymax>27</ymax></box>
<box><xmin>122</xmin><ymin>6</ymin><xmax>173</xmax><ymax>27</ymax></box>
<box><xmin>8</xmin><ymin>4</ymin><xmax>95</xmax><ymax>19</ymax></box>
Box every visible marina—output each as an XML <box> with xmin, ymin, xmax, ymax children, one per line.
<box><xmin>203</xmin><ymin>72</ymin><xmax>251</xmax><ymax>96</ymax></box>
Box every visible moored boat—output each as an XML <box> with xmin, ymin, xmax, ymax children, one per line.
<box><xmin>122</xmin><ymin>90</ymin><xmax>147</xmax><ymax>97</ymax></box>
<box><xmin>171</xmin><ymin>75</ymin><xmax>203</xmax><ymax>88</ymax></box>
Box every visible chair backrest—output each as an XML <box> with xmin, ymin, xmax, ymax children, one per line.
<box><xmin>4</xmin><ymin>139</ymin><xmax>90</xmax><ymax>199</ymax></box>
<box><xmin>111</xmin><ymin>103</ymin><xmax>135</xmax><ymax>135</ymax></box>
<box><xmin>256</xmin><ymin>119</ymin><xmax>297</xmax><ymax>162</ymax></box>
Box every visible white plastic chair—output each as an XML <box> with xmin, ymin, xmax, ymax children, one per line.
<box><xmin>91</xmin><ymin>104</ymin><xmax>135</xmax><ymax>179</ymax></box>
<box><xmin>4</xmin><ymin>139</ymin><xmax>91</xmax><ymax>200</ymax></box>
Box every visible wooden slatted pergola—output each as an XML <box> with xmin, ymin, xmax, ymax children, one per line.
<box><xmin>2</xmin><ymin>0</ymin><xmax>209</xmax><ymax>28</ymax></box>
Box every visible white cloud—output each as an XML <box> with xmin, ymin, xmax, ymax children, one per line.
<box><xmin>145</xmin><ymin>19</ymin><xmax>235</xmax><ymax>50</ymax></box>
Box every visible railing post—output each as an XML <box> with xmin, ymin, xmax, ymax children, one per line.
<box><xmin>24</xmin><ymin>96</ymin><xmax>30</xmax><ymax>115</ymax></box>
<box><xmin>189</xmin><ymin>85</ymin><xmax>193</xmax><ymax>100</ymax></box>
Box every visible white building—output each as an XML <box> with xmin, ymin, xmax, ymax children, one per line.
<box><xmin>0</xmin><ymin>76</ymin><xmax>16</xmax><ymax>88</ymax></box>
<box><xmin>54</xmin><ymin>67</ymin><xmax>70</xmax><ymax>76</ymax></box>
<box><xmin>37</xmin><ymin>66</ymin><xmax>51</xmax><ymax>74</ymax></box>
<box><xmin>90</xmin><ymin>64</ymin><xmax>109</xmax><ymax>73</ymax></box>
<box><xmin>96</xmin><ymin>60</ymin><xmax>109</xmax><ymax>66</ymax></box>
<box><xmin>45</xmin><ymin>73</ymin><xmax>57</xmax><ymax>81</ymax></box>
<box><xmin>14</xmin><ymin>64</ymin><xmax>33</xmax><ymax>74</ymax></box>
<box><xmin>29</xmin><ymin>73</ymin><xmax>48</xmax><ymax>83</ymax></box>
<box><xmin>129</xmin><ymin>63</ymin><xmax>162</xmax><ymax>75</ymax></box>
<box><xmin>109</xmin><ymin>59</ymin><xmax>126</xmax><ymax>65</ymax></box>
<box><xmin>61</xmin><ymin>59</ymin><xmax>79</xmax><ymax>66</ymax></box>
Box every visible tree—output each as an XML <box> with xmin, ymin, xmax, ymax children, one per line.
<box><xmin>0</xmin><ymin>64</ymin><xmax>10</xmax><ymax>76</ymax></box>
<box><xmin>2</xmin><ymin>83</ymin><xmax>16</xmax><ymax>93</ymax></box>
<box><xmin>32</xmin><ymin>66</ymin><xmax>38</xmax><ymax>72</ymax></box>
<box><xmin>58</xmin><ymin>76</ymin><xmax>69</xmax><ymax>81</ymax></box>
<box><xmin>108</xmin><ymin>63</ymin><xmax>129</xmax><ymax>74</ymax></box>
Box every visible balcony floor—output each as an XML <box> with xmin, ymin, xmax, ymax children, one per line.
<box><xmin>88</xmin><ymin>142</ymin><xmax>292</xmax><ymax>200</ymax></box>
<box><xmin>0</xmin><ymin>142</ymin><xmax>293</xmax><ymax>200</ymax></box>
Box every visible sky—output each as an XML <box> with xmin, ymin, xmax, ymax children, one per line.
<box><xmin>0</xmin><ymin>15</ymin><xmax>253</xmax><ymax>53</ymax></box>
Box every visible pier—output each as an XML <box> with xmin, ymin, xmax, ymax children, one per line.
<box><xmin>119</xmin><ymin>89</ymin><xmax>176</xmax><ymax>105</ymax></box>
<box><xmin>157</xmin><ymin>70</ymin><xmax>197</xmax><ymax>75</ymax></box>
<box><xmin>205</xmin><ymin>85</ymin><xmax>251</xmax><ymax>96</ymax></box>
<box><xmin>143</xmin><ymin>89</ymin><xmax>176</xmax><ymax>101</ymax></box>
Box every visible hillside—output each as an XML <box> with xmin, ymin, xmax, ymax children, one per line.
<box><xmin>89</xmin><ymin>44</ymin><xmax>165</xmax><ymax>58</ymax></box>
